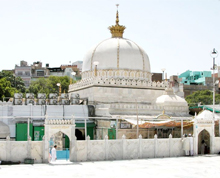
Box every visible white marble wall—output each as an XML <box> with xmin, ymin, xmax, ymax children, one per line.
<box><xmin>214</xmin><ymin>137</ymin><xmax>220</xmax><ymax>154</ymax></box>
<box><xmin>75</xmin><ymin>134</ymin><xmax>184</xmax><ymax>162</ymax></box>
<box><xmin>1</xmin><ymin>136</ymin><xmax>219</xmax><ymax>163</ymax></box>
<box><xmin>0</xmin><ymin>140</ymin><xmax>43</xmax><ymax>163</ymax></box>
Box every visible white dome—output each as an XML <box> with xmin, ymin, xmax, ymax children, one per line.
<box><xmin>196</xmin><ymin>110</ymin><xmax>220</xmax><ymax>120</ymax></box>
<box><xmin>82</xmin><ymin>38</ymin><xmax>151</xmax><ymax>80</ymax></box>
<box><xmin>156</xmin><ymin>94</ymin><xmax>188</xmax><ymax>107</ymax></box>
<box><xmin>155</xmin><ymin>88</ymin><xmax>188</xmax><ymax>107</ymax></box>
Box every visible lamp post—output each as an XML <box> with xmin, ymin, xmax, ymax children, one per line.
<box><xmin>56</xmin><ymin>83</ymin><xmax>61</xmax><ymax>96</ymax></box>
<box><xmin>210</xmin><ymin>48</ymin><xmax>218</xmax><ymax>137</ymax></box>
<box><xmin>13</xmin><ymin>74</ymin><xmax>16</xmax><ymax>88</ymax></box>
<box><xmin>70</xmin><ymin>71</ymin><xmax>76</xmax><ymax>84</ymax></box>
<box><xmin>93</xmin><ymin>61</ymin><xmax>99</xmax><ymax>77</ymax></box>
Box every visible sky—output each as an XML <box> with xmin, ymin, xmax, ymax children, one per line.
<box><xmin>0</xmin><ymin>0</ymin><xmax>220</xmax><ymax>77</ymax></box>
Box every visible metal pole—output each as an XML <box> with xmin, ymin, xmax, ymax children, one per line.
<box><xmin>136</xmin><ymin>100</ymin><xmax>139</xmax><ymax>139</ymax></box>
<box><xmin>116</xmin><ymin>118</ymin><xmax>118</xmax><ymax>139</ymax></box>
<box><xmin>213</xmin><ymin>56</ymin><xmax>215</xmax><ymax>121</ymax></box>
<box><xmin>181</xmin><ymin>118</ymin><xmax>183</xmax><ymax>138</ymax></box>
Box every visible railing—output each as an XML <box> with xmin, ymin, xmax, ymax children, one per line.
<box><xmin>56</xmin><ymin>148</ymin><xmax>69</xmax><ymax>160</ymax></box>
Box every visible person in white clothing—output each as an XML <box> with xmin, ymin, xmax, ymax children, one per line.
<box><xmin>188</xmin><ymin>134</ymin><xmax>194</xmax><ymax>156</ymax></box>
<box><xmin>51</xmin><ymin>145</ymin><xmax>57</xmax><ymax>162</ymax></box>
<box><xmin>182</xmin><ymin>134</ymin><xmax>190</xmax><ymax>156</ymax></box>
<box><xmin>201</xmin><ymin>140</ymin><xmax>207</xmax><ymax>154</ymax></box>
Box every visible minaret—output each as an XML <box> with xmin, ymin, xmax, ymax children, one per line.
<box><xmin>108</xmin><ymin>4</ymin><xmax>126</xmax><ymax>38</ymax></box>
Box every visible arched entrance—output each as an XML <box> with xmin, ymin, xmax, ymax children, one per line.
<box><xmin>193</xmin><ymin>110</ymin><xmax>215</xmax><ymax>155</ymax></box>
<box><xmin>49</xmin><ymin>131</ymin><xmax>70</xmax><ymax>160</ymax></box>
<box><xmin>43</xmin><ymin>117</ymin><xmax>76</xmax><ymax>163</ymax></box>
<box><xmin>198</xmin><ymin>129</ymin><xmax>210</xmax><ymax>154</ymax></box>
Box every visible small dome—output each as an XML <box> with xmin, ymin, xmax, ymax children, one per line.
<box><xmin>0</xmin><ymin>121</ymin><xmax>10</xmax><ymax>138</ymax></box>
<box><xmin>155</xmin><ymin>88</ymin><xmax>188</xmax><ymax>107</ymax></box>
<box><xmin>196</xmin><ymin>110</ymin><xmax>220</xmax><ymax>120</ymax></box>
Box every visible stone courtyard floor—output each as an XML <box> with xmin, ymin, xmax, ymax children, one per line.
<box><xmin>1</xmin><ymin>155</ymin><xmax>220</xmax><ymax>178</ymax></box>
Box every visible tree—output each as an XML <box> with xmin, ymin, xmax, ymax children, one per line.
<box><xmin>0</xmin><ymin>70</ymin><xmax>26</xmax><ymax>93</ymax></box>
<box><xmin>185</xmin><ymin>90</ymin><xmax>220</xmax><ymax>107</ymax></box>
<box><xmin>27</xmin><ymin>76</ymin><xmax>72</xmax><ymax>97</ymax></box>
<box><xmin>0</xmin><ymin>78</ymin><xmax>17</xmax><ymax>101</ymax></box>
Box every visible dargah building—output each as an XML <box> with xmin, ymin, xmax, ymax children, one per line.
<box><xmin>69</xmin><ymin>8</ymin><xmax>192</xmax><ymax>140</ymax></box>
<box><xmin>1</xmin><ymin>8</ymin><xmax>219</xmax><ymax>163</ymax></box>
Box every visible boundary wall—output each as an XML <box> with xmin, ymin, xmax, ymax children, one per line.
<box><xmin>0</xmin><ymin>134</ymin><xmax>186</xmax><ymax>163</ymax></box>
<box><xmin>2</xmin><ymin>135</ymin><xmax>220</xmax><ymax>163</ymax></box>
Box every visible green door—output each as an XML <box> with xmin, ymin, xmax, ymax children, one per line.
<box><xmin>87</xmin><ymin>127</ymin><xmax>94</xmax><ymax>140</ymax></box>
<box><xmin>16</xmin><ymin>123</ymin><xmax>33</xmax><ymax>141</ymax></box>
<box><xmin>65</xmin><ymin>136</ymin><xmax>70</xmax><ymax>148</ymax></box>
<box><xmin>33</xmin><ymin>126</ymin><xmax>44</xmax><ymax>141</ymax></box>
<box><xmin>108</xmin><ymin>128</ymin><xmax>116</xmax><ymax>139</ymax></box>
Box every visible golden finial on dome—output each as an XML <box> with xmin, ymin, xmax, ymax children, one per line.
<box><xmin>108</xmin><ymin>4</ymin><xmax>126</xmax><ymax>38</ymax></box>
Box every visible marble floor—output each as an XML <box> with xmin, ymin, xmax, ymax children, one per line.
<box><xmin>1</xmin><ymin>155</ymin><xmax>220</xmax><ymax>178</ymax></box>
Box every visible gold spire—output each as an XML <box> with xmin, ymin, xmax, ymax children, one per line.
<box><xmin>108</xmin><ymin>4</ymin><xmax>126</xmax><ymax>38</ymax></box>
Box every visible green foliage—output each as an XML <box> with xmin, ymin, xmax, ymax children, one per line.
<box><xmin>27</xmin><ymin>76</ymin><xmax>72</xmax><ymax>97</ymax></box>
<box><xmin>185</xmin><ymin>90</ymin><xmax>220</xmax><ymax>107</ymax></box>
<box><xmin>0</xmin><ymin>70</ymin><xmax>26</xmax><ymax>93</ymax></box>
<box><xmin>0</xmin><ymin>78</ymin><xmax>17</xmax><ymax>101</ymax></box>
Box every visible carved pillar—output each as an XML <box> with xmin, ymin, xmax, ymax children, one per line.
<box><xmin>154</xmin><ymin>134</ymin><xmax>158</xmax><ymax>158</ymax></box>
<box><xmin>69</xmin><ymin>116</ymin><xmax>76</xmax><ymax>162</ymax></box>
<box><xmin>43</xmin><ymin>115</ymin><xmax>49</xmax><ymax>163</ymax></box>
<box><xmin>86</xmin><ymin>135</ymin><xmax>90</xmax><ymax>161</ymax></box>
<box><xmin>193</xmin><ymin>119</ymin><xmax>198</xmax><ymax>156</ymax></box>
<box><xmin>138</xmin><ymin>134</ymin><xmax>142</xmax><ymax>159</ymax></box>
<box><xmin>105</xmin><ymin>135</ymin><xmax>108</xmax><ymax>160</ymax></box>
<box><xmin>122</xmin><ymin>134</ymin><xmax>126</xmax><ymax>160</ymax></box>
<box><xmin>27</xmin><ymin>136</ymin><xmax>32</xmax><ymax>158</ymax></box>
<box><xmin>169</xmin><ymin>134</ymin><xmax>172</xmax><ymax>157</ymax></box>
<box><xmin>6</xmin><ymin>135</ymin><xmax>10</xmax><ymax>161</ymax></box>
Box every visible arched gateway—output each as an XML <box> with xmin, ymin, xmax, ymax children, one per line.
<box><xmin>193</xmin><ymin>110</ymin><xmax>216</xmax><ymax>155</ymax></box>
<box><xmin>42</xmin><ymin>116</ymin><xmax>76</xmax><ymax>163</ymax></box>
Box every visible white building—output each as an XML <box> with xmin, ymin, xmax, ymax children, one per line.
<box><xmin>69</xmin><ymin>8</ymin><xmax>189</xmax><ymax>139</ymax></box>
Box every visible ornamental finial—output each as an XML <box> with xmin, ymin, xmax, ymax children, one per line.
<box><xmin>108</xmin><ymin>4</ymin><xmax>126</xmax><ymax>38</ymax></box>
<box><xmin>116</xmin><ymin>4</ymin><xmax>119</xmax><ymax>25</ymax></box>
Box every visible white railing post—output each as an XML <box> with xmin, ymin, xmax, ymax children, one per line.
<box><xmin>139</xmin><ymin>134</ymin><xmax>142</xmax><ymax>159</ymax></box>
<box><xmin>105</xmin><ymin>135</ymin><xmax>108</xmax><ymax>160</ymax></box>
<box><xmin>27</xmin><ymin>136</ymin><xmax>32</xmax><ymax>158</ymax></box>
<box><xmin>154</xmin><ymin>134</ymin><xmax>157</xmax><ymax>158</ymax></box>
<box><xmin>86</xmin><ymin>135</ymin><xmax>90</xmax><ymax>161</ymax></box>
<box><xmin>169</xmin><ymin>134</ymin><xmax>172</xmax><ymax>157</ymax></box>
<box><xmin>122</xmin><ymin>134</ymin><xmax>126</xmax><ymax>160</ymax></box>
<box><xmin>6</xmin><ymin>135</ymin><xmax>10</xmax><ymax>161</ymax></box>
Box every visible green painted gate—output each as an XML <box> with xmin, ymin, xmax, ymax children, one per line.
<box><xmin>16</xmin><ymin>123</ymin><xmax>33</xmax><ymax>141</ymax></box>
<box><xmin>108</xmin><ymin>128</ymin><xmax>116</xmax><ymax>139</ymax></box>
<box><xmin>33</xmin><ymin>126</ymin><xmax>45</xmax><ymax>141</ymax></box>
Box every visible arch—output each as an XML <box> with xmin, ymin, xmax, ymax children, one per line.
<box><xmin>49</xmin><ymin>131</ymin><xmax>70</xmax><ymax>149</ymax></box>
<box><xmin>198</xmin><ymin>129</ymin><xmax>210</xmax><ymax>154</ymax></box>
<box><xmin>43</xmin><ymin>118</ymin><xmax>76</xmax><ymax>163</ymax></box>
<box><xmin>49</xmin><ymin>131</ymin><xmax>70</xmax><ymax>161</ymax></box>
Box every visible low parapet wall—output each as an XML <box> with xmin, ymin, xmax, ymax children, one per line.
<box><xmin>75</xmin><ymin>134</ymin><xmax>184</xmax><ymax>162</ymax></box>
<box><xmin>69</xmin><ymin>77</ymin><xmax>170</xmax><ymax>92</ymax></box>
<box><xmin>3</xmin><ymin>135</ymin><xmax>220</xmax><ymax>163</ymax></box>
<box><xmin>0</xmin><ymin>138</ymin><xmax>43</xmax><ymax>163</ymax></box>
